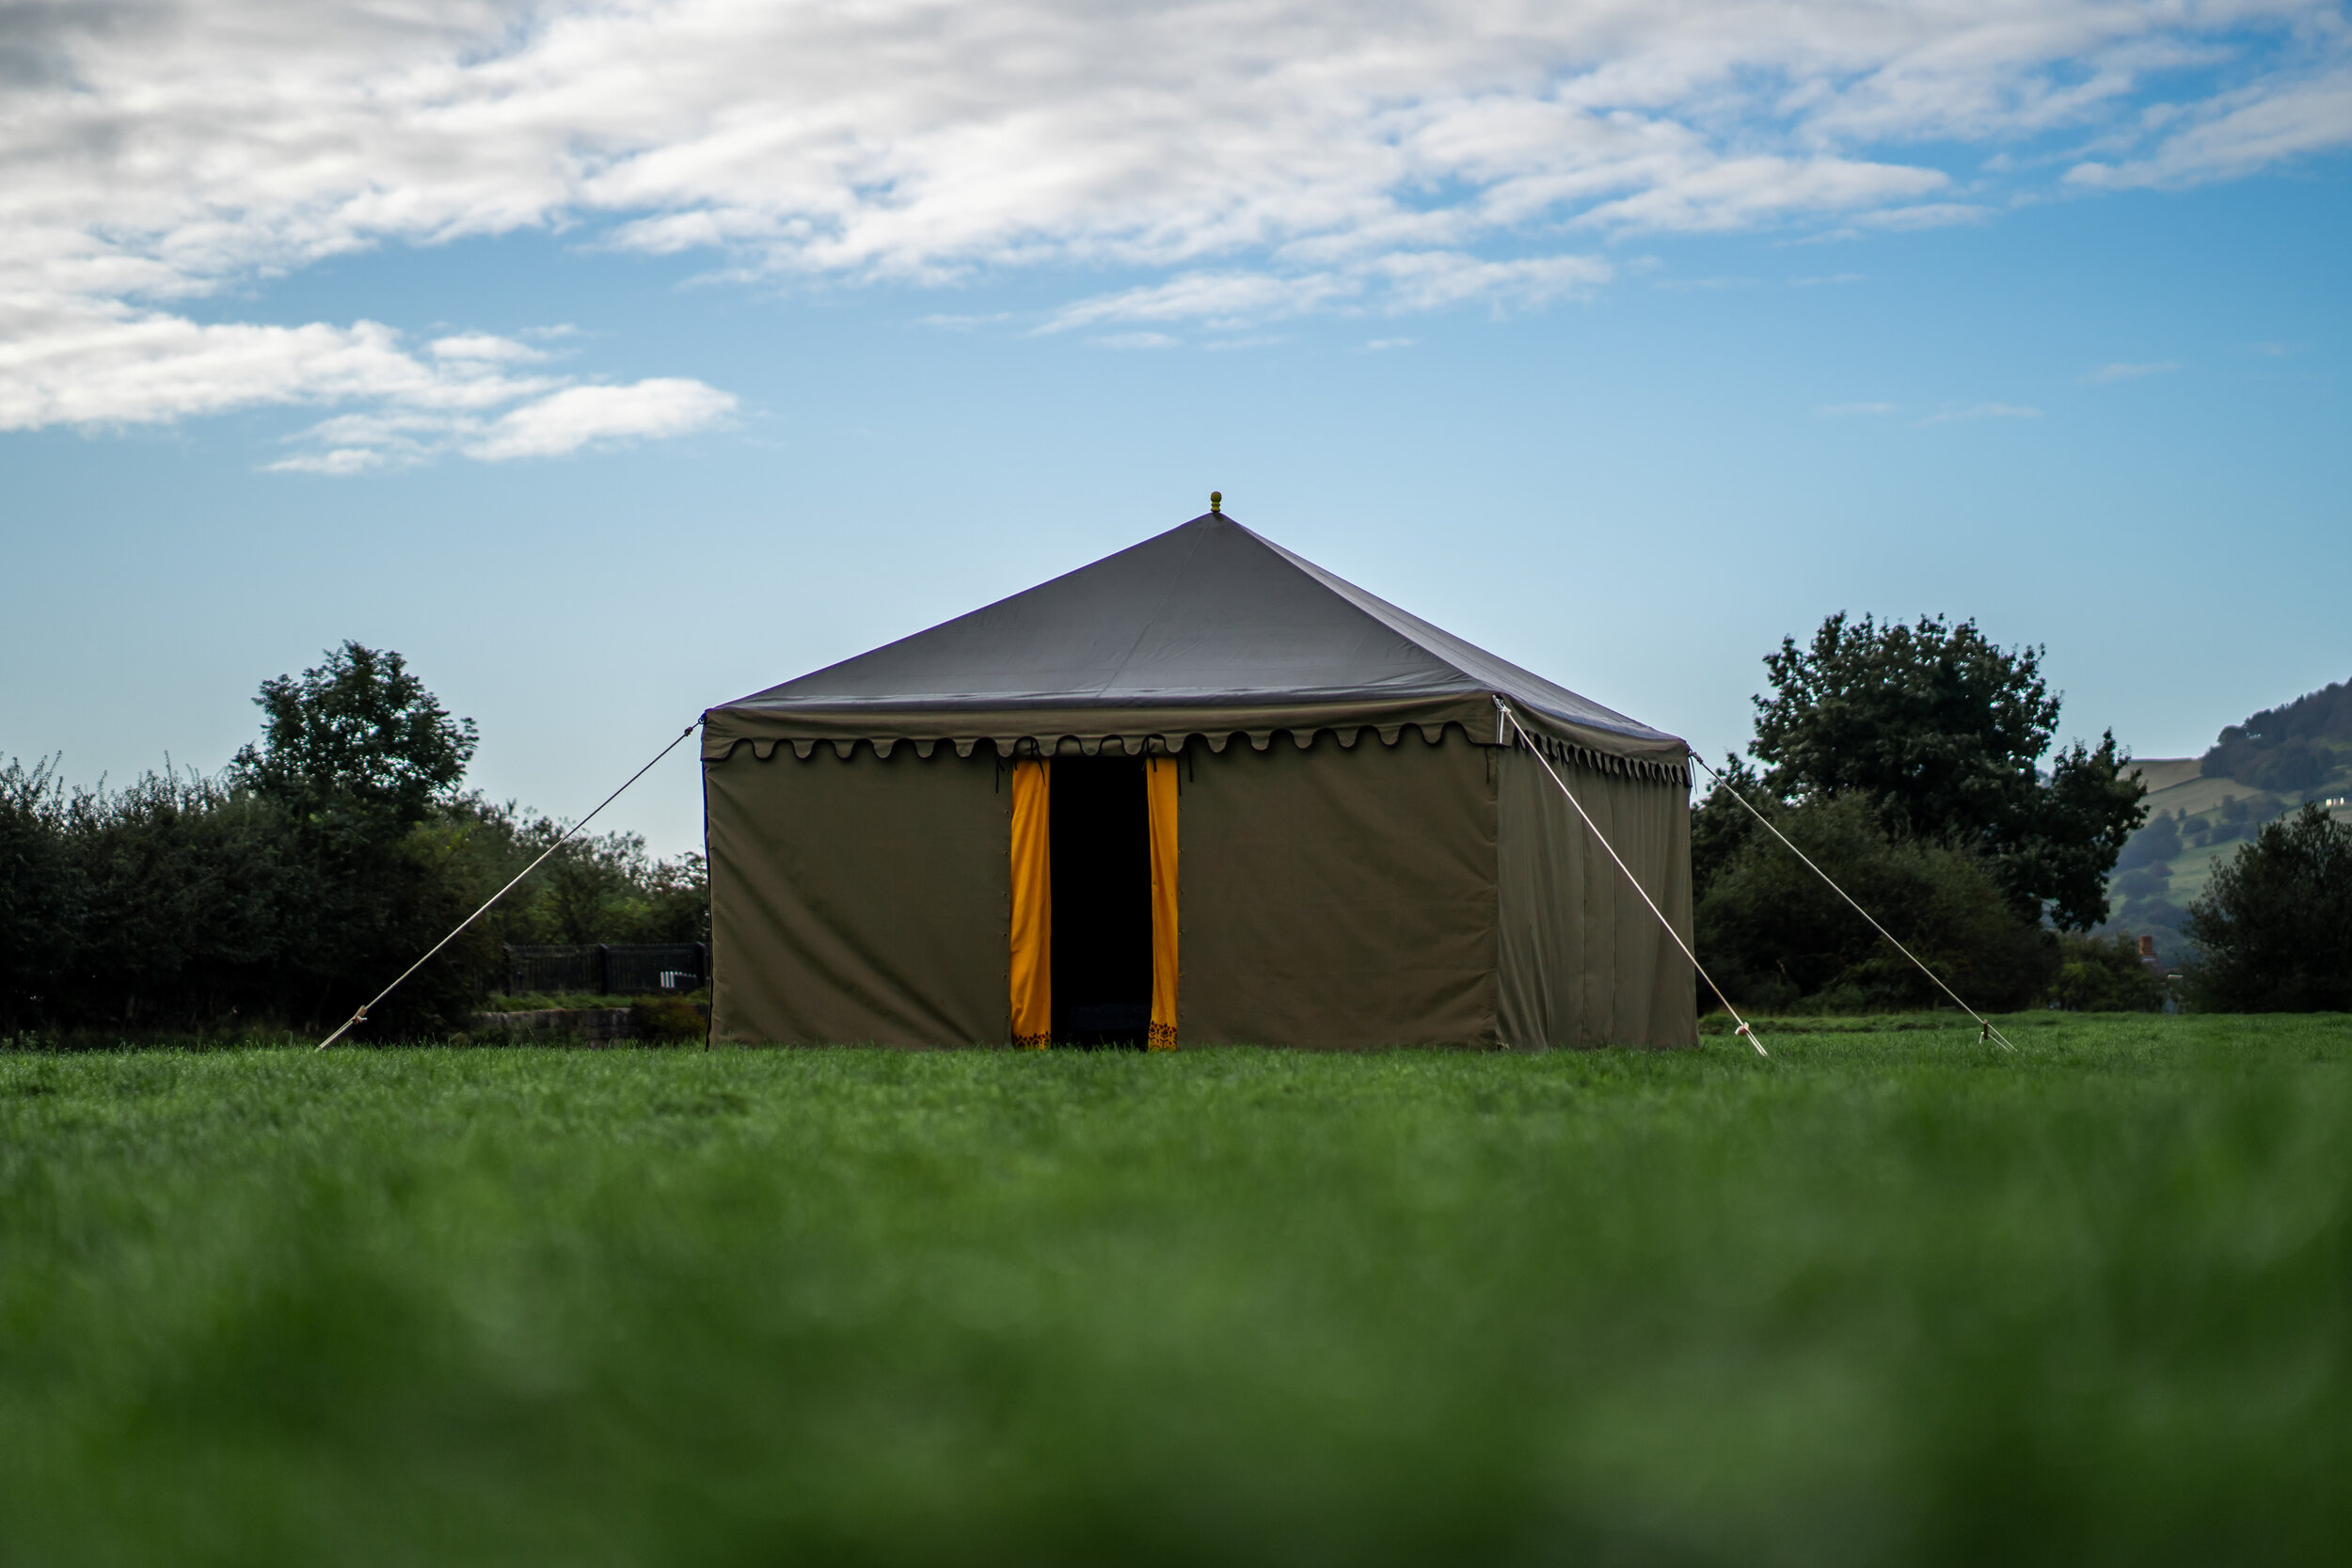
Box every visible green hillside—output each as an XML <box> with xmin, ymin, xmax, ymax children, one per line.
<box><xmin>2108</xmin><ymin>677</ymin><xmax>2352</xmax><ymax>959</ymax></box>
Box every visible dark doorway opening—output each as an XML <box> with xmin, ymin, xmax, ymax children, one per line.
<box><xmin>1051</xmin><ymin>756</ymin><xmax>1151</xmax><ymax>1047</ymax></box>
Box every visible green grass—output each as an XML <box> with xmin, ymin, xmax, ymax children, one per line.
<box><xmin>4</xmin><ymin>1018</ymin><xmax>2349</xmax><ymax>1565</ymax></box>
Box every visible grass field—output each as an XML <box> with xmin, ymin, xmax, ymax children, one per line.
<box><xmin>4</xmin><ymin>1018</ymin><xmax>2349</xmax><ymax>1565</ymax></box>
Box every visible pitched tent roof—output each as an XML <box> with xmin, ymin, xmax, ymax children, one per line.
<box><xmin>704</xmin><ymin>512</ymin><xmax>1689</xmax><ymax>782</ymax></box>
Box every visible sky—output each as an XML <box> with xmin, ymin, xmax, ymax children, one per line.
<box><xmin>3</xmin><ymin>0</ymin><xmax>2348</xmax><ymax>859</ymax></box>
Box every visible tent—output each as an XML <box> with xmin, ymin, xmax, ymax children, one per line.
<box><xmin>702</xmin><ymin>508</ymin><xmax>1696</xmax><ymax>1049</ymax></box>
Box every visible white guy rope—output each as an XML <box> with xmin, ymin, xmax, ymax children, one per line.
<box><xmin>1498</xmin><ymin>702</ymin><xmax>1764</xmax><ymax>1056</ymax></box>
<box><xmin>316</xmin><ymin>720</ymin><xmax>702</xmax><ymax>1051</ymax></box>
<box><xmin>1685</xmin><ymin>752</ymin><xmax>2016</xmax><ymax>1052</ymax></box>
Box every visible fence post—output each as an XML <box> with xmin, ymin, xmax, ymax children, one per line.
<box><xmin>695</xmin><ymin>942</ymin><xmax>709</xmax><ymax>990</ymax></box>
<box><xmin>596</xmin><ymin>943</ymin><xmax>612</xmax><ymax>996</ymax></box>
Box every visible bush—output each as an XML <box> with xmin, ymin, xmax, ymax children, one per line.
<box><xmin>630</xmin><ymin>995</ymin><xmax>707</xmax><ymax>1044</ymax></box>
<box><xmin>1697</xmin><ymin>795</ymin><xmax>2056</xmax><ymax>1014</ymax></box>
<box><xmin>2182</xmin><ymin>804</ymin><xmax>2352</xmax><ymax>1012</ymax></box>
<box><xmin>2048</xmin><ymin>932</ymin><xmax>2167</xmax><ymax>1012</ymax></box>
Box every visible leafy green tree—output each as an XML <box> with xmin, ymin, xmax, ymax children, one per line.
<box><xmin>229</xmin><ymin>642</ymin><xmax>487</xmax><ymax>1035</ymax></box>
<box><xmin>234</xmin><ymin>641</ymin><xmax>478</xmax><ymax>836</ymax></box>
<box><xmin>1748</xmin><ymin>612</ymin><xmax>2144</xmax><ymax>928</ymax></box>
<box><xmin>2182</xmin><ymin>804</ymin><xmax>2352</xmax><ymax>1012</ymax></box>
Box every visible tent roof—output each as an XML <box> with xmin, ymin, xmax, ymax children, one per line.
<box><xmin>705</xmin><ymin>513</ymin><xmax>1688</xmax><ymax>780</ymax></box>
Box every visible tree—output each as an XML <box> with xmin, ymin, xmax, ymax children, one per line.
<box><xmin>2182</xmin><ymin>804</ymin><xmax>2352</xmax><ymax>1012</ymax></box>
<box><xmin>229</xmin><ymin>642</ymin><xmax>485</xmax><ymax>1035</ymax></box>
<box><xmin>233</xmin><ymin>641</ymin><xmax>477</xmax><ymax>836</ymax></box>
<box><xmin>1747</xmin><ymin>612</ymin><xmax>2144</xmax><ymax>928</ymax></box>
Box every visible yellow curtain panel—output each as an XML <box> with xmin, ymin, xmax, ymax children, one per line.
<box><xmin>1147</xmin><ymin>754</ymin><xmax>1180</xmax><ymax>1050</ymax></box>
<box><xmin>1009</xmin><ymin>759</ymin><xmax>1052</xmax><ymax>1046</ymax></box>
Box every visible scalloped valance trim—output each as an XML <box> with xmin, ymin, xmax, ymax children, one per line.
<box><xmin>720</xmin><ymin>719</ymin><xmax>1686</xmax><ymax>786</ymax></box>
<box><xmin>729</xmin><ymin>721</ymin><xmax>1476</xmax><ymax>764</ymax></box>
<box><xmin>1506</xmin><ymin>725</ymin><xmax>1690</xmax><ymax>787</ymax></box>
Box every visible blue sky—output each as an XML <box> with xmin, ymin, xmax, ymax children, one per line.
<box><xmin>3</xmin><ymin>2</ymin><xmax>2348</xmax><ymax>857</ymax></box>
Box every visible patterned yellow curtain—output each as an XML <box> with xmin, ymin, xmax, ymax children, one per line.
<box><xmin>1146</xmin><ymin>754</ymin><xmax>1179</xmax><ymax>1050</ymax></box>
<box><xmin>1009</xmin><ymin>759</ymin><xmax>1052</xmax><ymax>1046</ymax></box>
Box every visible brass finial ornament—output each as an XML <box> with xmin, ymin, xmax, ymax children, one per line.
<box><xmin>1210</xmin><ymin>491</ymin><xmax>1222</xmax><ymax>514</ymax></box>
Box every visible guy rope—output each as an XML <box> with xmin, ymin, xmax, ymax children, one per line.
<box><xmin>315</xmin><ymin>720</ymin><xmax>702</xmax><ymax>1050</ymax></box>
<box><xmin>1497</xmin><ymin>700</ymin><xmax>1766</xmax><ymax>1056</ymax></box>
<box><xmin>1684</xmin><ymin>751</ymin><xmax>2016</xmax><ymax>1052</ymax></box>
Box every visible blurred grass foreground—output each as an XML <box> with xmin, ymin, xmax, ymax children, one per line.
<box><xmin>4</xmin><ymin>1016</ymin><xmax>2349</xmax><ymax>1565</ymax></box>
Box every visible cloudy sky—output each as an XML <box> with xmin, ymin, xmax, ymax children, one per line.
<box><xmin>4</xmin><ymin>0</ymin><xmax>2348</xmax><ymax>854</ymax></box>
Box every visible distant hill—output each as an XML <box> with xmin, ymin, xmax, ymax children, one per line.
<box><xmin>2201</xmin><ymin>678</ymin><xmax>2352</xmax><ymax>792</ymax></box>
<box><xmin>2106</xmin><ymin>675</ymin><xmax>2352</xmax><ymax>962</ymax></box>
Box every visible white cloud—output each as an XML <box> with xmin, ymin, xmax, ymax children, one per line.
<box><xmin>1848</xmin><ymin>203</ymin><xmax>1994</xmax><ymax>230</ymax></box>
<box><xmin>1364</xmin><ymin>339</ymin><xmax>1417</xmax><ymax>351</ymax></box>
<box><xmin>1044</xmin><ymin>251</ymin><xmax>1608</xmax><ymax>331</ymax></box>
<box><xmin>429</xmin><ymin>333</ymin><xmax>548</xmax><ymax>364</ymax></box>
<box><xmin>2066</xmin><ymin>63</ymin><xmax>2352</xmax><ymax>188</ymax></box>
<box><xmin>1917</xmin><ymin>403</ymin><xmax>2043</xmax><ymax>425</ymax></box>
<box><xmin>2084</xmin><ymin>360</ymin><xmax>2181</xmax><ymax>382</ymax></box>
<box><xmin>463</xmin><ymin>380</ymin><xmax>739</xmax><ymax>461</ymax></box>
<box><xmin>1089</xmin><ymin>332</ymin><xmax>1183</xmax><ymax>350</ymax></box>
<box><xmin>0</xmin><ymin>300</ymin><xmax>555</xmax><ymax>430</ymax></box>
<box><xmin>263</xmin><ymin>377</ymin><xmax>736</xmax><ymax>471</ymax></box>
<box><xmin>1046</xmin><ymin>273</ymin><xmax>1362</xmax><ymax>332</ymax></box>
<box><xmin>1374</xmin><ymin>252</ymin><xmax>1612</xmax><ymax>311</ymax></box>
<box><xmin>0</xmin><ymin>1</ymin><xmax>2344</xmax><ymax>451</ymax></box>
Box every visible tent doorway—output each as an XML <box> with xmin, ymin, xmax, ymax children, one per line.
<box><xmin>1051</xmin><ymin>756</ymin><xmax>1151</xmax><ymax>1046</ymax></box>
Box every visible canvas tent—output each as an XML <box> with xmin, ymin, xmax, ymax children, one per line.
<box><xmin>703</xmin><ymin>509</ymin><xmax>1696</xmax><ymax>1049</ymax></box>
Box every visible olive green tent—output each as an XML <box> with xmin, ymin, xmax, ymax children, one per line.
<box><xmin>702</xmin><ymin>509</ymin><xmax>1695</xmax><ymax>1048</ymax></box>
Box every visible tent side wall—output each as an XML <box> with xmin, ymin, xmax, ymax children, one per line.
<box><xmin>1179</xmin><ymin>728</ymin><xmax>1499</xmax><ymax>1047</ymax></box>
<box><xmin>707</xmin><ymin>744</ymin><xmax>1010</xmax><ymax>1045</ymax></box>
<box><xmin>1495</xmin><ymin>749</ymin><xmax>1696</xmax><ymax>1049</ymax></box>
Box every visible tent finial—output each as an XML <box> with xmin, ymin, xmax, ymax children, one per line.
<box><xmin>1210</xmin><ymin>490</ymin><xmax>1222</xmax><ymax>514</ymax></box>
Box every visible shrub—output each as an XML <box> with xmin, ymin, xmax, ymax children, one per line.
<box><xmin>630</xmin><ymin>995</ymin><xmax>707</xmax><ymax>1044</ymax></box>
<box><xmin>2048</xmin><ymin>932</ymin><xmax>2167</xmax><ymax>1012</ymax></box>
<box><xmin>1697</xmin><ymin>795</ymin><xmax>2056</xmax><ymax>1014</ymax></box>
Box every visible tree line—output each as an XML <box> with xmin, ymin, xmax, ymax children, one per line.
<box><xmin>1</xmin><ymin>643</ymin><xmax>703</xmax><ymax>1039</ymax></box>
<box><xmin>8</xmin><ymin>626</ymin><xmax>2344</xmax><ymax>1037</ymax></box>
<box><xmin>1692</xmin><ymin>612</ymin><xmax>2352</xmax><ymax>1014</ymax></box>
